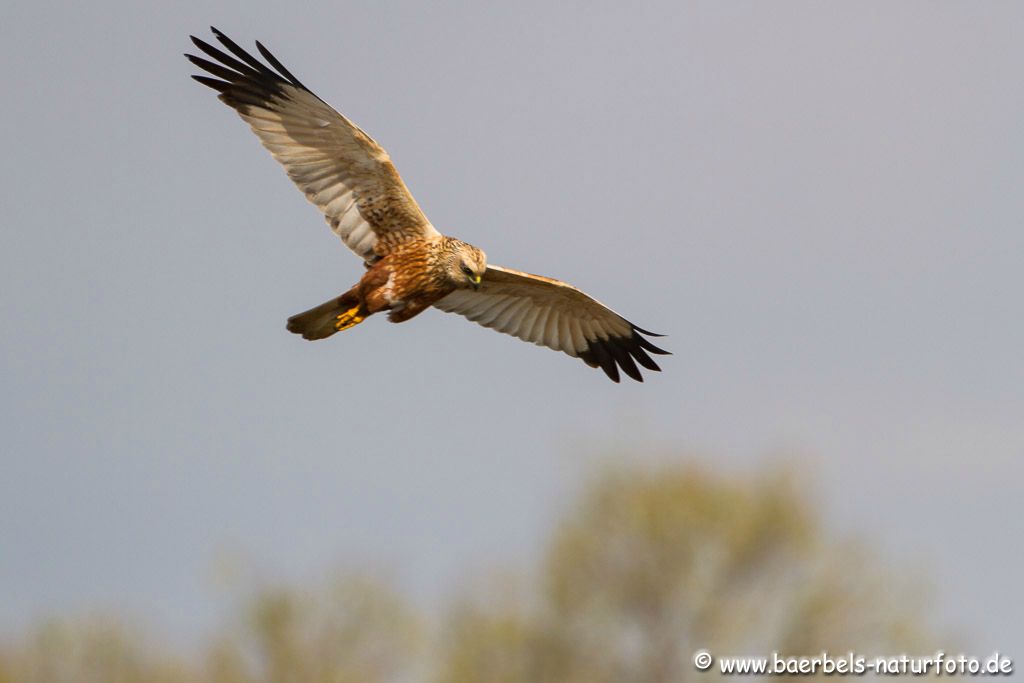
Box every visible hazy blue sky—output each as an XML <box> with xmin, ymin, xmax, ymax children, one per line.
<box><xmin>2</xmin><ymin>1</ymin><xmax>1021</xmax><ymax>651</ymax></box>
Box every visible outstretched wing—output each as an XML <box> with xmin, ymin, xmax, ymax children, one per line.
<box><xmin>186</xmin><ymin>28</ymin><xmax>439</xmax><ymax>261</ymax></box>
<box><xmin>433</xmin><ymin>265</ymin><xmax>669</xmax><ymax>382</ymax></box>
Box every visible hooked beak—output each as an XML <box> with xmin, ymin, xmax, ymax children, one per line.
<box><xmin>471</xmin><ymin>274</ymin><xmax>481</xmax><ymax>290</ymax></box>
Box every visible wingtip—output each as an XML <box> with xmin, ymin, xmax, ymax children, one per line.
<box><xmin>636</xmin><ymin>334</ymin><xmax>671</xmax><ymax>356</ymax></box>
<box><xmin>632</xmin><ymin>324</ymin><xmax>665</xmax><ymax>337</ymax></box>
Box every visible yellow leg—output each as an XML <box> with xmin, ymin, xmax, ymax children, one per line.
<box><xmin>334</xmin><ymin>306</ymin><xmax>365</xmax><ymax>332</ymax></box>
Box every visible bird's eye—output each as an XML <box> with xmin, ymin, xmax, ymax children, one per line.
<box><xmin>461</xmin><ymin>265</ymin><xmax>473</xmax><ymax>276</ymax></box>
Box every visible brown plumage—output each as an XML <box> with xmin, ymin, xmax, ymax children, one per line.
<box><xmin>286</xmin><ymin>236</ymin><xmax>483</xmax><ymax>339</ymax></box>
<box><xmin>187</xmin><ymin>28</ymin><xmax>669</xmax><ymax>382</ymax></box>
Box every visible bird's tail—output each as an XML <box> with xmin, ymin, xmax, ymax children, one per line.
<box><xmin>286</xmin><ymin>291</ymin><xmax>366</xmax><ymax>340</ymax></box>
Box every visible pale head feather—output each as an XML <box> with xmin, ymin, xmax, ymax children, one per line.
<box><xmin>442</xmin><ymin>239</ymin><xmax>488</xmax><ymax>288</ymax></box>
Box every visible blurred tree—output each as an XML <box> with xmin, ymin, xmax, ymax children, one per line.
<box><xmin>0</xmin><ymin>461</ymin><xmax>942</xmax><ymax>683</ymax></box>
<box><xmin>0</xmin><ymin>617</ymin><xmax>189</xmax><ymax>683</ymax></box>
<box><xmin>0</xmin><ymin>575</ymin><xmax>419</xmax><ymax>683</ymax></box>
<box><xmin>436</xmin><ymin>463</ymin><xmax>932</xmax><ymax>683</ymax></box>
<box><xmin>208</xmin><ymin>573</ymin><xmax>421</xmax><ymax>683</ymax></box>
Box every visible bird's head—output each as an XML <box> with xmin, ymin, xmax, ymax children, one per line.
<box><xmin>445</xmin><ymin>240</ymin><xmax>487</xmax><ymax>290</ymax></box>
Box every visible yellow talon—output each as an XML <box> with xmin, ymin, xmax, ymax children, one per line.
<box><xmin>334</xmin><ymin>307</ymin><xmax>365</xmax><ymax>331</ymax></box>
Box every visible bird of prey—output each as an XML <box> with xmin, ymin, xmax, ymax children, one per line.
<box><xmin>186</xmin><ymin>28</ymin><xmax>668</xmax><ymax>382</ymax></box>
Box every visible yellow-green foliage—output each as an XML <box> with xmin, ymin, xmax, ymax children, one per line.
<box><xmin>436</xmin><ymin>463</ymin><xmax>931</xmax><ymax>683</ymax></box>
<box><xmin>0</xmin><ymin>617</ymin><xmax>190</xmax><ymax>683</ymax></box>
<box><xmin>1</xmin><ymin>461</ymin><xmax>937</xmax><ymax>683</ymax></box>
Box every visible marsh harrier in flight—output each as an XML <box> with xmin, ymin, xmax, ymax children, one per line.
<box><xmin>187</xmin><ymin>28</ymin><xmax>668</xmax><ymax>382</ymax></box>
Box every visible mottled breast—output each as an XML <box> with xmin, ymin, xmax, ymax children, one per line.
<box><xmin>376</xmin><ymin>237</ymin><xmax>453</xmax><ymax>305</ymax></box>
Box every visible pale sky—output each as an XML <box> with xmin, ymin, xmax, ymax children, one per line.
<box><xmin>2</xmin><ymin>1</ymin><xmax>1021</xmax><ymax>651</ymax></box>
